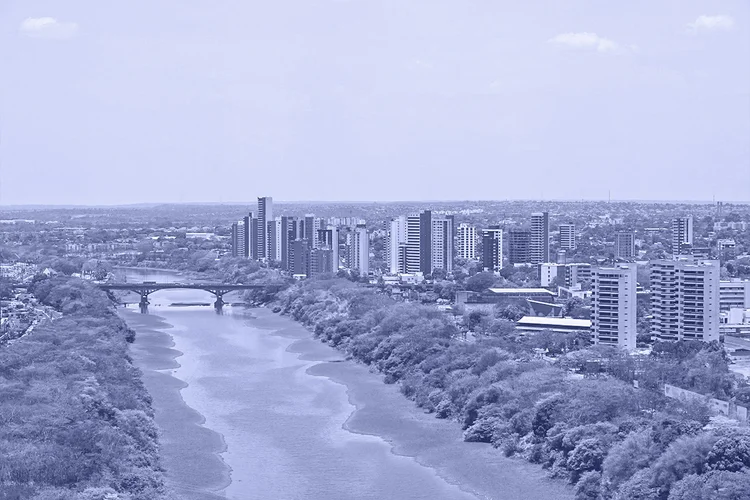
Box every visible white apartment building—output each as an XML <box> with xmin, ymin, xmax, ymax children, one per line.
<box><xmin>719</xmin><ymin>279</ymin><xmax>750</xmax><ymax>311</ymax></box>
<box><xmin>559</xmin><ymin>224</ymin><xmax>576</xmax><ymax>250</ymax></box>
<box><xmin>457</xmin><ymin>223</ymin><xmax>477</xmax><ymax>260</ymax></box>
<box><xmin>651</xmin><ymin>258</ymin><xmax>720</xmax><ymax>342</ymax></box>
<box><xmin>591</xmin><ymin>263</ymin><xmax>637</xmax><ymax>350</ymax></box>
<box><xmin>671</xmin><ymin>216</ymin><xmax>693</xmax><ymax>256</ymax></box>
<box><xmin>350</xmin><ymin>223</ymin><xmax>369</xmax><ymax>276</ymax></box>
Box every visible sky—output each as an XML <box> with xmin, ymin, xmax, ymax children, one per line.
<box><xmin>1</xmin><ymin>1</ymin><xmax>749</xmax><ymax>205</ymax></box>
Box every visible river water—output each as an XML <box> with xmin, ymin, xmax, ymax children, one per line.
<box><xmin>121</xmin><ymin>269</ymin><xmax>572</xmax><ymax>500</ymax></box>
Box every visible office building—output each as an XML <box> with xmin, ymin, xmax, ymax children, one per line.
<box><xmin>591</xmin><ymin>263</ymin><xmax>637</xmax><ymax>350</ymax></box>
<box><xmin>651</xmin><ymin>257</ymin><xmax>720</xmax><ymax>342</ymax></box>
<box><xmin>349</xmin><ymin>223</ymin><xmax>369</xmax><ymax>276</ymax></box>
<box><xmin>457</xmin><ymin>223</ymin><xmax>477</xmax><ymax>260</ymax></box>
<box><xmin>614</xmin><ymin>231</ymin><xmax>636</xmax><ymax>260</ymax></box>
<box><xmin>671</xmin><ymin>216</ymin><xmax>694</xmax><ymax>256</ymax></box>
<box><xmin>508</xmin><ymin>228</ymin><xmax>531</xmax><ymax>265</ymax></box>
<box><xmin>257</xmin><ymin>197</ymin><xmax>273</xmax><ymax>259</ymax></box>
<box><xmin>530</xmin><ymin>212</ymin><xmax>550</xmax><ymax>265</ymax></box>
<box><xmin>559</xmin><ymin>224</ymin><xmax>576</xmax><ymax>251</ymax></box>
<box><xmin>481</xmin><ymin>226</ymin><xmax>503</xmax><ymax>272</ymax></box>
<box><xmin>719</xmin><ymin>279</ymin><xmax>750</xmax><ymax>311</ymax></box>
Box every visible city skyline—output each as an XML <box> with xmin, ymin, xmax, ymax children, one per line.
<box><xmin>2</xmin><ymin>1</ymin><xmax>749</xmax><ymax>205</ymax></box>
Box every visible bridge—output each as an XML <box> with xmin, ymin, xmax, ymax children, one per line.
<box><xmin>98</xmin><ymin>282</ymin><xmax>285</xmax><ymax>313</ymax></box>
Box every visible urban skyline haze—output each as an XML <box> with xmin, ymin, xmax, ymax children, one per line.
<box><xmin>1</xmin><ymin>0</ymin><xmax>749</xmax><ymax>205</ymax></box>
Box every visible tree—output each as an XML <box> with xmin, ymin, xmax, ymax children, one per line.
<box><xmin>466</xmin><ymin>271</ymin><xmax>497</xmax><ymax>292</ymax></box>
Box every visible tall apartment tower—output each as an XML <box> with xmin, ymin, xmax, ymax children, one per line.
<box><xmin>591</xmin><ymin>263</ymin><xmax>638</xmax><ymax>351</ymax></box>
<box><xmin>508</xmin><ymin>228</ymin><xmax>531</xmax><ymax>265</ymax></box>
<box><xmin>457</xmin><ymin>223</ymin><xmax>477</xmax><ymax>260</ymax></box>
<box><xmin>350</xmin><ymin>223</ymin><xmax>369</xmax><ymax>276</ymax></box>
<box><xmin>249</xmin><ymin>216</ymin><xmax>259</xmax><ymax>260</ymax></box>
<box><xmin>269</xmin><ymin>218</ymin><xmax>282</xmax><ymax>262</ymax></box>
<box><xmin>388</xmin><ymin>216</ymin><xmax>408</xmax><ymax>274</ymax></box>
<box><xmin>671</xmin><ymin>216</ymin><xmax>694</xmax><ymax>256</ymax></box>
<box><xmin>559</xmin><ymin>224</ymin><xmax>576</xmax><ymax>251</ymax></box>
<box><xmin>317</xmin><ymin>227</ymin><xmax>339</xmax><ymax>271</ymax></box>
<box><xmin>482</xmin><ymin>226</ymin><xmax>503</xmax><ymax>272</ymax></box>
<box><xmin>614</xmin><ymin>231</ymin><xmax>636</xmax><ymax>260</ymax></box>
<box><xmin>280</xmin><ymin>216</ymin><xmax>299</xmax><ymax>271</ymax></box>
<box><xmin>530</xmin><ymin>212</ymin><xmax>550</xmax><ymax>264</ymax></box>
<box><xmin>428</xmin><ymin>215</ymin><xmax>454</xmax><ymax>274</ymax></box>
<box><xmin>257</xmin><ymin>197</ymin><xmax>273</xmax><ymax>259</ymax></box>
<box><xmin>651</xmin><ymin>257</ymin><xmax>720</xmax><ymax>342</ymax></box>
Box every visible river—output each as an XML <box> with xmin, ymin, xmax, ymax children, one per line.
<box><xmin>120</xmin><ymin>269</ymin><xmax>573</xmax><ymax>500</ymax></box>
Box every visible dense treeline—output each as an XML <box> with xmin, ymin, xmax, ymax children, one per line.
<box><xmin>275</xmin><ymin>278</ymin><xmax>750</xmax><ymax>500</ymax></box>
<box><xmin>0</xmin><ymin>277</ymin><xmax>174</xmax><ymax>500</ymax></box>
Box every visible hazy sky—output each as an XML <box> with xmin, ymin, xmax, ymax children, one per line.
<box><xmin>1</xmin><ymin>1</ymin><xmax>749</xmax><ymax>205</ymax></box>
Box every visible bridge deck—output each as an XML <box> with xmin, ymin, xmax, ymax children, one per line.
<box><xmin>99</xmin><ymin>283</ymin><xmax>280</xmax><ymax>291</ymax></box>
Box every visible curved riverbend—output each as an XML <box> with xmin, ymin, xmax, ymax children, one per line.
<box><xmin>121</xmin><ymin>270</ymin><xmax>573</xmax><ymax>500</ymax></box>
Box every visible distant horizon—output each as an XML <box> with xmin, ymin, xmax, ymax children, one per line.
<box><xmin>1</xmin><ymin>197</ymin><xmax>750</xmax><ymax>210</ymax></box>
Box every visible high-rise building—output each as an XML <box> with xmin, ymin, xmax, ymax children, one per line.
<box><xmin>671</xmin><ymin>216</ymin><xmax>694</xmax><ymax>256</ymax></box>
<box><xmin>280</xmin><ymin>216</ymin><xmax>299</xmax><ymax>271</ymax></box>
<box><xmin>539</xmin><ymin>263</ymin><xmax>592</xmax><ymax>288</ymax></box>
<box><xmin>231</xmin><ymin>213</ymin><xmax>255</xmax><ymax>258</ymax></box>
<box><xmin>559</xmin><ymin>224</ymin><xmax>576</xmax><ymax>251</ymax></box>
<box><xmin>291</xmin><ymin>239</ymin><xmax>309</xmax><ymax>276</ymax></box>
<box><xmin>651</xmin><ymin>257</ymin><xmax>720</xmax><ymax>342</ymax></box>
<box><xmin>482</xmin><ymin>226</ymin><xmax>503</xmax><ymax>272</ymax></box>
<box><xmin>591</xmin><ymin>263</ymin><xmax>637</xmax><ymax>350</ymax></box>
<box><xmin>530</xmin><ymin>212</ymin><xmax>549</xmax><ymax>265</ymax></box>
<box><xmin>249</xmin><ymin>216</ymin><xmax>259</xmax><ymax>260</ymax></box>
<box><xmin>304</xmin><ymin>214</ymin><xmax>323</xmax><ymax>248</ymax></box>
<box><xmin>614</xmin><ymin>231</ymin><xmax>636</xmax><ymax>260</ymax></box>
<box><xmin>268</xmin><ymin>218</ymin><xmax>282</xmax><ymax>262</ymax></box>
<box><xmin>388</xmin><ymin>216</ymin><xmax>407</xmax><ymax>274</ymax></box>
<box><xmin>719</xmin><ymin>279</ymin><xmax>750</xmax><ymax>311</ymax></box>
<box><xmin>257</xmin><ymin>197</ymin><xmax>273</xmax><ymax>259</ymax></box>
<box><xmin>508</xmin><ymin>228</ymin><xmax>531</xmax><ymax>265</ymax></box>
<box><xmin>457</xmin><ymin>223</ymin><xmax>477</xmax><ymax>260</ymax></box>
<box><xmin>350</xmin><ymin>223</ymin><xmax>369</xmax><ymax>276</ymax></box>
<box><xmin>429</xmin><ymin>216</ymin><xmax>453</xmax><ymax>274</ymax></box>
<box><xmin>317</xmin><ymin>227</ymin><xmax>339</xmax><ymax>271</ymax></box>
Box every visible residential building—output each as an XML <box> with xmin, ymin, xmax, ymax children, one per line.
<box><xmin>719</xmin><ymin>279</ymin><xmax>750</xmax><ymax>311</ymax></box>
<box><xmin>388</xmin><ymin>216</ymin><xmax>407</xmax><ymax>274</ymax></box>
<box><xmin>291</xmin><ymin>239</ymin><xmax>309</xmax><ymax>276</ymax></box>
<box><xmin>304</xmin><ymin>214</ymin><xmax>322</xmax><ymax>248</ymax></box>
<box><xmin>481</xmin><ymin>226</ymin><xmax>503</xmax><ymax>272</ymax></box>
<box><xmin>317</xmin><ymin>227</ymin><xmax>339</xmax><ymax>271</ymax></box>
<box><xmin>257</xmin><ymin>197</ymin><xmax>273</xmax><ymax>259</ymax></box>
<box><xmin>614</xmin><ymin>231</ymin><xmax>636</xmax><ymax>260</ymax></box>
<box><xmin>591</xmin><ymin>263</ymin><xmax>637</xmax><ymax>350</ymax></box>
<box><xmin>530</xmin><ymin>212</ymin><xmax>550</xmax><ymax>265</ymax></box>
<box><xmin>280</xmin><ymin>216</ymin><xmax>299</xmax><ymax>271</ymax></box>
<box><xmin>671</xmin><ymin>216</ymin><xmax>694</xmax><ymax>256</ymax></box>
<box><xmin>508</xmin><ymin>228</ymin><xmax>531</xmax><ymax>265</ymax></box>
<box><xmin>349</xmin><ymin>223</ymin><xmax>369</xmax><ymax>276</ymax></box>
<box><xmin>539</xmin><ymin>262</ymin><xmax>592</xmax><ymax>288</ymax></box>
<box><xmin>651</xmin><ymin>257</ymin><xmax>720</xmax><ymax>342</ymax></box>
<box><xmin>457</xmin><ymin>223</ymin><xmax>477</xmax><ymax>260</ymax></box>
<box><xmin>559</xmin><ymin>223</ymin><xmax>576</xmax><ymax>251</ymax></box>
<box><xmin>717</xmin><ymin>239</ymin><xmax>736</xmax><ymax>253</ymax></box>
<box><xmin>426</xmin><ymin>213</ymin><xmax>453</xmax><ymax>275</ymax></box>
<box><xmin>268</xmin><ymin>219</ymin><xmax>282</xmax><ymax>262</ymax></box>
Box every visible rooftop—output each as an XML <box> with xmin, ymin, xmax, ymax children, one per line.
<box><xmin>517</xmin><ymin>316</ymin><xmax>592</xmax><ymax>328</ymax></box>
<box><xmin>487</xmin><ymin>288</ymin><xmax>556</xmax><ymax>295</ymax></box>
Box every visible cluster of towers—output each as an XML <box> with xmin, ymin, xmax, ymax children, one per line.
<box><xmin>231</xmin><ymin>197</ymin><xmax>369</xmax><ymax>278</ymax></box>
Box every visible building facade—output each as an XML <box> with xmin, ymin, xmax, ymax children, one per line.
<box><xmin>257</xmin><ymin>197</ymin><xmax>273</xmax><ymax>259</ymax></box>
<box><xmin>349</xmin><ymin>223</ymin><xmax>369</xmax><ymax>276</ymax></box>
<box><xmin>719</xmin><ymin>279</ymin><xmax>750</xmax><ymax>311</ymax></box>
<box><xmin>457</xmin><ymin>223</ymin><xmax>477</xmax><ymax>260</ymax></box>
<box><xmin>481</xmin><ymin>226</ymin><xmax>503</xmax><ymax>272</ymax></box>
<box><xmin>591</xmin><ymin>263</ymin><xmax>637</xmax><ymax>350</ymax></box>
<box><xmin>559</xmin><ymin>223</ymin><xmax>576</xmax><ymax>251</ymax></box>
<box><xmin>530</xmin><ymin>212</ymin><xmax>549</xmax><ymax>265</ymax></box>
<box><xmin>614</xmin><ymin>231</ymin><xmax>636</xmax><ymax>260</ymax></box>
<box><xmin>508</xmin><ymin>228</ymin><xmax>531</xmax><ymax>265</ymax></box>
<box><xmin>671</xmin><ymin>216</ymin><xmax>694</xmax><ymax>256</ymax></box>
<box><xmin>651</xmin><ymin>257</ymin><xmax>720</xmax><ymax>342</ymax></box>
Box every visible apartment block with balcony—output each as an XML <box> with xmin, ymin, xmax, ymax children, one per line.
<box><xmin>591</xmin><ymin>263</ymin><xmax>637</xmax><ymax>350</ymax></box>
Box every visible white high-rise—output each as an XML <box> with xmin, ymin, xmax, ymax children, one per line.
<box><xmin>671</xmin><ymin>216</ymin><xmax>693</xmax><ymax>256</ymax></box>
<box><xmin>257</xmin><ymin>197</ymin><xmax>273</xmax><ymax>259</ymax></box>
<box><xmin>530</xmin><ymin>212</ymin><xmax>549</xmax><ymax>265</ymax></box>
<box><xmin>350</xmin><ymin>223</ymin><xmax>369</xmax><ymax>276</ymax></box>
<box><xmin>457</xmin><ymin>224</ymin><xmax>477</xmax><ymax>260</ymax></box>
<box><xmin>651</xmin><ymin>257</ymin><xmax>720</xmax><ymax>342</ymax></box>
<box><xmin>559</xmin><ymin>224</ymin><xmax>576</xmax><ymax>251</ymax></box>
<box><xmin>591</xmin><ymin>263</ymin><xmax>637</xmax><ymax>350</ymax></box>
